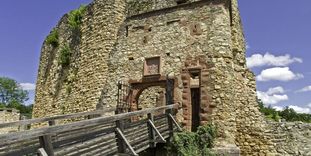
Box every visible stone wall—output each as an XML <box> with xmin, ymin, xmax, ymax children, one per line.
<box><xmin>0</xmin><ymin>109</ymin><xmax>20</xmax><ymax>134</ymax></box>
<box><xmin>33</xmin><ymin>0</ymin><xmax>127</xmax><ymax>119</ymax></box>
<box><xmin>265</xmin><ymin>122</ymin><xmax>311</xmax><ymax>156</ymax></box>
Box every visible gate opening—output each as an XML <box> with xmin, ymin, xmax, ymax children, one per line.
<box><xmin>190</xmin><ymin>70</ymin><xmax>201</xmax><ymax>131</ymax></box>
<box><xmin>191</xmin><ymin>88</ymin><xmax>200</xmax><ymax>131</ymax></box>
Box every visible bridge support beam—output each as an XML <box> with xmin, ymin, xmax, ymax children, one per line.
<box><xmin>116</xmin><ymin>128</ymin><xmax>138</xmax><ymax>156</ymax></box>
<box><xmin>168</xmin><ymin>113</ymin><xmax>182</xmax><ymax>132</ymax></box>
<box><xmin>148</xmin><ymin>119</ymin><xmax>166</xmax><ymax>143</ymax></box>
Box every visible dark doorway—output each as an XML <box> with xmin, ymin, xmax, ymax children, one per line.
<box><xmin>191</xmin><ymin>88</ymin><xmax>200</xmax><ymax>131</ymax></box>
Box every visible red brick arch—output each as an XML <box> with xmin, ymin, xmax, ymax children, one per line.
<box><xmin>128</xmin><ymin>76</ymin><xmax>177</xmax><ymax>112</ymax></box>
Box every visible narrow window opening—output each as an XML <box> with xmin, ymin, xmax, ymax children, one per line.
<box><xmin>125</xmin><ymin>26</ymin><xmax>129</xmax><ymax>37</ymax></box>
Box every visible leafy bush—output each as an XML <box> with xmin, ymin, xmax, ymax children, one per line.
<box><xmin>59</xmin><ymin>44</ymin><xmax>71</xmax><ymax>66</ymax></box>
<box><xmin>168</xmin><ymin>124</ymin><xmax>217</xmax><ymax>156</ymax></box>
<box><xmin>46</xmin><ymin>29</ymin><xmax>59</xmax><ymax>47</ymax></box>
<box><xmin>68</xmin><ymin>5</ymin><xmax>86</xmax><ymax>30</ymax></box>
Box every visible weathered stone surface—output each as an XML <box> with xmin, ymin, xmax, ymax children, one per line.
<box><xmin>0</xmin><ymin>109</ymin><xmax>20</xmax><ymax>134</ymax></box>
<box><xmin>266</xmin><ymin>121</ymin><xmax>311</xmax><ymax>156</ymax></box>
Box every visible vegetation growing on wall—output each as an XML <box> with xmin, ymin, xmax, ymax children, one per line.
<box><xmin>46</xmin><ymin>29</ymin><xmax>59</xmax><ymax>47</ymax></box>
<box><xmin>68</xmin><ymin>5</ymin><xmax>87</xmax><ymax>30</ymax></box>
<box><xmin>258</xmin><ymin>99</ymin><xmax>311</xmax><ymax>123</ymax></box>
<box><xmin>168</xmin><ymin>124</ymin><xmax>217</xmax><ymax>156</ymax></box>
<box><xmin>58</xmin><ymin>44</ymin><xmax>71</xmax><ymax>67</ymax></box>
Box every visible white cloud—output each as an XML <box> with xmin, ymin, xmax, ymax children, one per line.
<box><xmin>272</xmin><ymin>106</ymin><xmax>284</xmax><ymax>111</ymax></box>
<box><xmin>246</xmin><ymin>43</ymin><xmax>250</xmax><ymax>49</ymax></box>
<box><xmin>296</xmin><ymin>85</ymin><xmax>311</xmax><ymax>93</ymax></box>
<box><xmin>20</xmin><ymin>83</ymin><xmax>36</xmax><ymax>91</ymax></box>
<box><xmin>256</xmin><ymin>67</ymin><xmax>304</xmax><ymax>82</ymax></box>
<box><xmin>308</xmin><ymin>103</ymin><xmax>311</xmax><ymax>108</ymax></box>
<box><xmin>257</xmin><ymin>86</ymin><xmax>288</xmax><ymax>105</ymax></box>
<box><xmin>273</xmin><ymin>105</ymin><xmax>311</xmax><ymax>114</ymax></box>
<box><xmin>288</xmin><ymin>105</ymin><xmax>311</xmax><ymax>114</ymax></box>
<box><xmin>246</xmin><ymin>53</ymin><xmax>302</xmax><ymax>68</ymax></box>
<box><xmin>266</xmin><ymin>86</ymin><xmax>285</xmax><ymax>95</ymax></box>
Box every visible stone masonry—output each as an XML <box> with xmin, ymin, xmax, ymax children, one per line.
<box><xmin>0</xmin><ymin>108</ymin><xmax>20</xmax><ymax>134</ymax></box>
<box><xmin>33</xmin><ymin>0</ymin><xmax>310</xmax><ymax>155</ymax></box>
<box><xmin>265</xmin><ymin>122</ymin><xmax>311</xmax><ymax>156</ymax></box>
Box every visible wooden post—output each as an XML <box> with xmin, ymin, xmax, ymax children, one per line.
<box><xmin>166</xmin><ymin>109</ymin><xmax>174</xmax><ymax>138</ymax></box>
<box><xmin>148</xmin><ymin>113</ymin><xmax>156</xmax><ymax>148</ymax></box>
<box><xmin>115</xmin><ymin>114</ymin><xmax>126</xmax><ymax>154</ymax></box>
<box><xmin>166</xmin><ymin>77</ymin><xmax>175</xmax><ymax>137</ymax></box>
<box><xmin>39</xmin><ymin>135</ymin><xmax>54</xmax><ymax>156</ymax></box>
<box><xmin>38</xmin><ymin>120</ymin><xmax>55</xmax><ymax>156</ymax></box>
<box><xmin>48</xmin><ymin>120</ymin><xmax>55</xmax><ymax>126</ymax></box>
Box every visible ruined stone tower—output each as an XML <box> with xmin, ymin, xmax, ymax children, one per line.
<box><xmin>33</xmin><ymin>0</ymin><xmax>276</xmax><ymax>155</ymax></box>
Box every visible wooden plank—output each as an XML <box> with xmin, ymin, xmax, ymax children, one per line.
<box><xmin>129</xmin><ymin>133</ymin><xmax>149</xmax><ymax>145</ymax></box>
<box><xmin>115</xmin><ymin>128</ymin><xmax>138</xmax><ymax>156</ymax></box>
<box><xmin>0</xmin><ymin>104</ymin><xmax>178</xmax><ymax>144</ymax></box>
<box><xmin>0</xmin><ymin>107</ymin><xmax>116</xmax><ymax>128</ymax></box>
<box><xmin>125</xmin><ymin>127</ymin><xmax>148</xmax><ymax>140</ymax></box>
<box><xmin>55</xmin><ymin>134</ymin><xmax>116</xmax><ymax>156</ymax></box>
<box><xmin>0</xmin><ymin>138</ymin><xmax>38</xmax><ymax>151</ymax></box>
<box><xmin>123</xmin><ymin>118</ymin><xmax>147</xmax><ymax>129</ymax></box>
<box><xmin>60</xmin><ymin>137</ymin><xmax>117</xmax><ymax>156</ymax></box>
<box><xmin>77</xmin><ymin>141</ymin><xmax>118</xmax><ymax>156</ymax></box>
<box><xmin>0</xmin><ymin>143</ymin><xmax>40</xmax><ymax>156</ymax></box>
<box><xmin>54</xmin><ymin>130</ymin><xmax>115</xmax><ymax>151</ymax></box>
<box><xmin>53</xmin><ymin>123</ymin><xmax>115</xmax><ymax>143</ymax></box>
<box><xmin>133</xmin><ymin>139</ymin><xmax>150</xmax><ymax>154</ymax></box>
<box><xmin>91</xmin><ymin>146</ymin><xmax>118</xmax><ymax>156</ymax></box>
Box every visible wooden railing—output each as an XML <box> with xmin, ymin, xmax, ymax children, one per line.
<box><xmin>0</xmin><ymin>104</ymin><xmax>181</xmax><ymax>156</ymax></box>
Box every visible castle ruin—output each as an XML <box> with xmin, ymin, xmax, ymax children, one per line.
<box><xmin>33</xmin><ymin>0</ymin><xmax>311</xmax><ymax>155</ymax></box>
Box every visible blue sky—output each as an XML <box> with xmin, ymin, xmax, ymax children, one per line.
<box><xmin>0</xmin><ymin>1</ymin><xmax>310</xmax><ymax>113</ymax></box>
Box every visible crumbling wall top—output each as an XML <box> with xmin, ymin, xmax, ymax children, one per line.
<box><xmin>126</xmin><ymin>0</ymin><xmax>202</xmax><ymax>16</ymax></box>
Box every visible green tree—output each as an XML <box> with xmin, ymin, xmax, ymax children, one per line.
<box><xmin>0</xmin><ymin>77</ymin><xmax>32</xmax><ymax>117</ymax></box>
<box><xmin>257</xmin><ymin>98</ymin><xmax>311</xmax><ymax>123</ymax></box>
<box><xmin>0</xmin><ymin>77</ymin><xmax>28</xmax><ymax>106</ymax></box>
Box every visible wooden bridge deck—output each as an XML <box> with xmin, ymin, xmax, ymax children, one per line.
<box><xmin>0</xmin><ymin>104</ymin><xmax>181</xmax><ymax>156</ymax></box>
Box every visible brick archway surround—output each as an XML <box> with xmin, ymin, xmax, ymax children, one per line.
<box><xmin>128</xmin><ymin>76</ymin><xmax>178</xmax><ymax>112</ymax></box>
<box><xmin>181</xmin><ymin>56</ymin><xmax>214</xmax><ymax>131</ymax></box>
